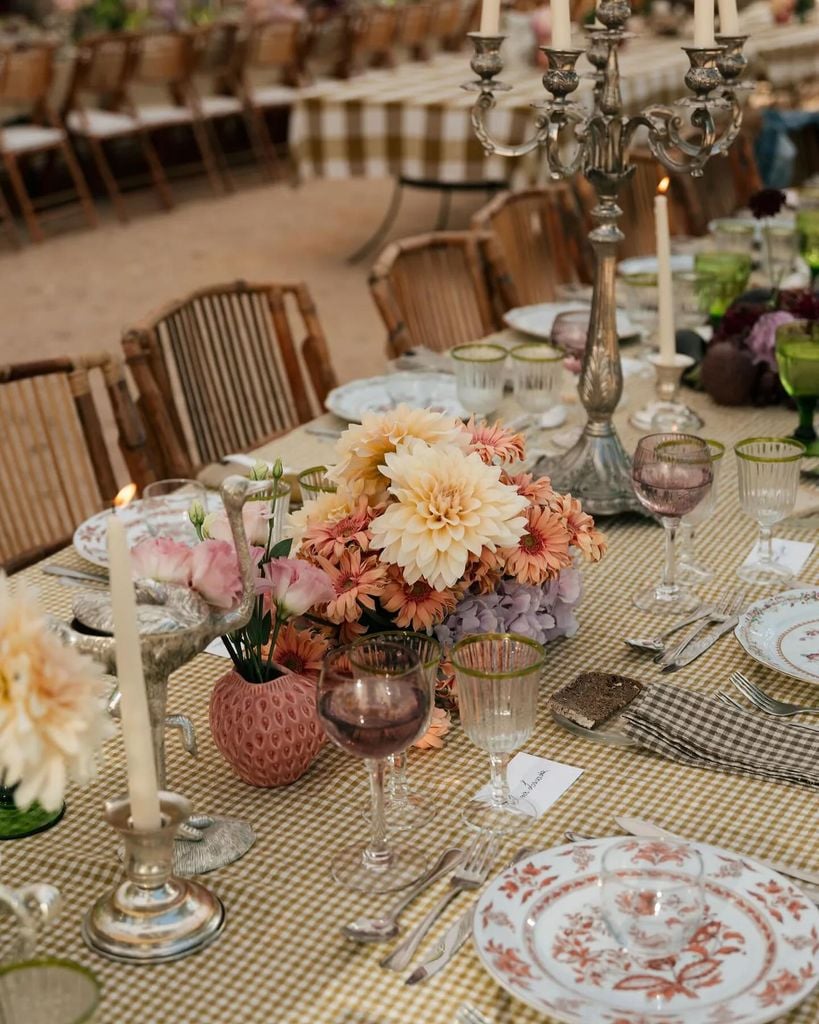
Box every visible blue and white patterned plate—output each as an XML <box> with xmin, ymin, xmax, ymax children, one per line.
<box><xmin>735</xmin><ymin>588</ymin><xmax>819</xmax><ymax>685</ymax></box>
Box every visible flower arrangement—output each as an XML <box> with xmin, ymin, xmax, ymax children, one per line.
<box><xmin>288</xmin><ymin>406</ymin><xmax>606</xmax><ymax>703</ymax></box>
<box><xmin>131</xmin><ymin>463</ymin><xmax>333</xmax><ymax>684</ymax></box>
<box><xmin>0</xmin><ymin>574</ymin><xmax>113</xmax><ymax>813</ymax></box>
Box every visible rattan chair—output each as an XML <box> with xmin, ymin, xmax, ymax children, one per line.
<box><xmin>335</xmin><ymin>6</ymin><xmax>399</xmax><ymax>78</ymax></box>
<box><xmin>430</xmin><ymin>0</ymin><xmax>473</xmax><ymax>51</ymax></box>
<box><xmin>675</xmin><ymin>131</ymin><xmax>763</xmax><ymax>235</ymax></box>
<box><xmin>369</xmin><ymin>231</ymin><xmax>515</xmax><ymax>356</ymax></box>
<box><xmin>397</xmin><ymin>3</ymin><xmax>432</xmax><ymax>60</ymax></box>
<box><xmin>122</xmin><ymin>280</ymin><xmax>338</xmax><ymax>478</ymax></box>
<box><xmin>0</xmin><ymin>43</ymin><xmax>97</xmax><ymax>242</ymax></box>
<box><xmin>472</xmin><ymin>184</ymin><xmax>592</xmax><ymax>306</ymax></box>
<box><xmin>0</xmin><ymin>355</ymin><xmax>154</xmax><ymax>572</ymax></box>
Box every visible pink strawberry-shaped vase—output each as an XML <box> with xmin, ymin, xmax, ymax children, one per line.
<box><xmin>209</xmin><ymin>669</ymin><xmax>325</xmax><ymax>787</ymax></box>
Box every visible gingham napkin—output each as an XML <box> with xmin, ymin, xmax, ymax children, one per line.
<box><xmin>621</xmin><ymin>684</ymin><xmax>819</xmax><ymax>788</ymax></box>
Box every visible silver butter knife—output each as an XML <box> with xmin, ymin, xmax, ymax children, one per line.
<box><xmin>661</xmin><ymin>615</ymin><xmax>739</xmax><ymax>672</ymax></box>
<box><xmin>616</xmin><ymin>816</ymin><xmax>819</xmax><ymax>889</ymax></box>
<box><xmin>42</xmin><ymin>564</ymin><xmax>108</xmax><ymax>584</ymax></box>
<box><xmin>404</xmin><ymin>846</ymin><xmax>536</xmax><ymax>985</ymax></box>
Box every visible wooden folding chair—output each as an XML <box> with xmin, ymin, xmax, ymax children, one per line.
<box><xmin>472</xmin><ymin>184</ymin><xmax>593</xmax><ymax>307</ymax></box>
<box><xmin>369</xmin><ymin>231</ymin><xmax>514</xmax><ymax>356</ymax></box>
<box><xmin>334</xmin><ymin>6</ymin><xmax>399</xmax><ymax>78</ymax></box>
<box><xmin>0</xmin><ymin>42</ymin><xmax>96</xmax><ymax>242</ymax></box>
<box><xmin>0</xmin><ymin>354</ymin><xmax>155</xmax><ymax>572</ymax></box>
<box><xmin>122</xmin><ymin>280</ymin><xmax>338</xmax><ymax>478</ymax></box>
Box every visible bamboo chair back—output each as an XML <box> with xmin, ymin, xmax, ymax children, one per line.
<box><xmin>134</xmin><ymin>31</ymin><xmax>195</xmax><ymax>88</ymax></box>
<box><xmin>369</xmin><ymin>232</ymin><xmax>506</xmax><ymax>356</ymax></box>
<box><xmin>70</xmin><ymin>33</ymin><xmax>135</xmax><ymax>100</ymax></box>
<box><xmin>337</xmin><ymin>7</ymin><xmax>398</xmax><ymax>76</ymax></box>
<box><xmin>398</xmin><ymin>3</ymin><xmax>432</xmax><ymax>54</ymax></box>
<box><xmin>472</xmin><ymin>184</ymin><xmax>591</xmax><ymax>305</ymax></box>
<box><xmin>675</xmin><ymin>133</ymin><xmax>762</xmax><ymax>234</ymax></box>
<box><xmin>194</xmin><ymin>20</ymin><xmax>241</xmax><ymax>79</ymax></box>
<box><xmin>0</xmin><ymin>43</ymin><xmax>54</xmax><ymax>107</ymax></box>
<box><xmin>122</xmin><ymin>281</ymin><xmax>338</xmax><ymax>477</ymax></box>
<box><xmin>0</xmin><ymin>355</ymin><xmax>154</xmax><ymax>572</ymax></box>
<box><xmin>245</xmin><ymin>19</ymin><xmax>303</xmax><ymax>78</ymax></box>
<box><xmin>430</xmin><ymin>0</ymin><xmax>466</xmax><ymax>47</ymax></box>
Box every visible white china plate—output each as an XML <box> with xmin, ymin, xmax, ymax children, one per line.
<box><xmin>735</xmin><ymin>588</ymin><xmax>819</xmax><ymax>685</ymax></box>
<box><xmin>324</xmin><ymin>371</ymin><xmax>468</xmax><ymax>424</ymax></box>
<box><xmin>618</xmin><ymin>254</ymin><xmax>694</xmax><ymax>276</ymax></box>
<box><xmin>503</xmin><ymin>302</ymin><xmax>640</xmax><ymax>341</ymax></box>
<box><xmin>473</xmin><ymin>837</ymin><xmax>819</xmax><ymax>1024</ymax></box>
<box><xmin>73</xmin><ymin>499</ymin><xmax>205</xmax><ymax>568</ymax></box>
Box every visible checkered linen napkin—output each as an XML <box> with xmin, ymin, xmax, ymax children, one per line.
<box><xmin>621</xmin><ymin>683</ymin><xmax>819</xmax><ymax>788</ymax></box>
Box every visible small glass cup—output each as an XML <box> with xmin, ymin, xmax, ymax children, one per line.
<box><xmin>694</xmin><ymin>251</ymin><xmax>752</xmax><ymax>320</ymax></box>
<box><xmin>600</xmin><ymin>839</ymin><xmax>706</xmax><ymax>964</ymax></box>
<box><xmin>672</xmin><ymin>270</ymin><xmax>709</xmax><ymax>329</ymax></box>
<box><xmin>735</xmin><ymin>437</ymin><xmax>806</xmax><ymax>587</ymax></box>
<box><xmin>297</xmin><ymin>465</ymin><xmax>337</xmax><ymax>496</ymax></box>
<box><xmin>510</xmin><ymin>343</ymin><xmax>563</xmax><ymax>415</ymax></box>
<box><xmin>451</xmin><ymin>633</ymin><xmax>545</xmax><ymax>835</ymax></box>
<box><xmin>351</xmin><ymin>630</ymin><xmax>440</xmax><ymax>832</ymax></box>
<box><xmin>678</xmin><ymin>439</ymin><xmax>726</xmax><ymax>583</ymax></box>
<box><xmin>708</xmin><ymin>218</ymin><xmax>755</xmax><ymax>254</ymax></box>
<box><xmin>762</xmin><ymin>223</ymin><xmax>797</xmax><ymax>289</ymax></box>
<box><xmin>776</xmin><ymin>319</ymin><xmax>819</xmax><ymax>457</ymax></box>
<box><xmin>0</xmin><ymin>959</ymin><xmax>101</xmax><ymax>1024</ymax></box>
<box><xmin>797</xmin><ymin>208</ymin><xmax>819</xmax><ymax>288</ymax></box>
<box><xmin>451</xmin><ymin>343</ymin><xmax>507</xmax><ymax>417</ymax></box>
<box><xmin>317</xmin><ymin>642</ymin><xmax>430</xmax><ymax>893</ymax></box>
<box><xmin>142</xmin><ymin>478</ymin><xmax>207</xmax><ymax>542</ymax></box>
<box><xmin>631</xmin><ymin>434</ymin><xmax>713</xmax><ymax>614</ymax></box>
<box><xmin>620</xmin><ymin>272</ymin><xmax>659</xmax><ymax>338</ymax></box>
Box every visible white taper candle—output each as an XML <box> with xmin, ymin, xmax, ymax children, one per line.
<box><xmin>717</xmin><ymin>0</ymin><xmax>739</xmax><ymax>35</ymax></box>
<box><xmin>107</xmin><ymin>506</ymin><xmax>161</xmax><ymax>832</ymax></box>
<box><xmin>654</xmin><ymin>179</ymin><xmax>676</xmax><ymax>367</ymax></box>
<box><xmin>551</xmin><ymin>0</ymin><xmax>572</xmax><ymax>49</ymax></box>
<box><xmin>479</xmin><ymin>0</ymin><xmax>501</xmax><ymax>35</ymax></box>
<box><xmin>693</xmin><ymin>0</ymin><xmax>715</xmax><ymax>47</ymax></box>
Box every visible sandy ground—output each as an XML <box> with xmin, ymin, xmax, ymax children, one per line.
<box><xmin>0</xmin><ymin>173</ymin><xmax>488</xmax><ymax>383</ymax></box>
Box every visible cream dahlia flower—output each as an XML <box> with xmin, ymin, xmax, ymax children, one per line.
<box><xmin>0</xmin><ymin>575</ymin><xmax>114</xmax><ymax>812</ymax></box>
<box><xmin>285</xmin><ymin>488</ymin><xmax>359</xmax><ymax>551</ymax></box>
<box><xmin>328</xmin><ymin>405</ymin><xmax>469</xmax><ymax>499</ymax></box>
<box><xmin>370</xmin><ymin>440</ymin><xmax>528</xmax><ymax>591</ymax></box>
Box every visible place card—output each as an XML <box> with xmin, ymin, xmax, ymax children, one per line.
<box><xmin>741</xmin><ymin>538</ymin><xmax>815</xmax><ymax>577</ymax></box>
<box><xmin>473</xmin><ymin>752</ymin><xmax>583</xmax><ymax>818</ymax></box>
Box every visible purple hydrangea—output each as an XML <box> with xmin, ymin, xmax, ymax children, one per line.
<box><xmin>746</xmin><ymin>310</ymin><xmax>795</xmax><ymax>372</ymax></box>
<box><xmin>435</xmin><ymin>568</ymin><xmax>583</xmax><ymax>649</ymax></box>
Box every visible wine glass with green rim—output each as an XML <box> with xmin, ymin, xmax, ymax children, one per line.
<box><xmin>796</xmin><ymin>208</ymin><xmax>819</xmax><ymax>288</ymax></box>
<box><xmin>297</xmin><ymin>465</ymin><xmax>337</xmax><ymax>496</ymax></box>
<box><xmin>694</xmin><ymin>251</ymin><xmax>752</xmax><ymax>321</ymax></box>
<box><xmin>776</xmin><ymin>320</ymin><xmax>819</xmax><ymax>457</ymax></box>
<box><xmin>0</xmin><ymin>959</ymin><xmax>100</xmax><ymax>1024</ymax></box>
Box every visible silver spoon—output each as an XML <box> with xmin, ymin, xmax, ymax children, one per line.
<box><xmin>342</xmin><ymin>846</ymin><xmax>463</xmax><ymax>943</ymax></box>
<box><xmin>623</xmin><ymin>608</ymin><xmax>709</xmax><ymax>653</ymax></box>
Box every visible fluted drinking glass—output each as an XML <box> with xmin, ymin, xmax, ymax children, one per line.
<box><xmin>452</xmin><ymin>634</ymin><xmax>545</xmax><ymax>835</ymax></box>
<box><xmin>510</xmin><ymin>343</ymin><xmax>563</xmax><ymax>415</ymax></box>
<box><xmin>678</xmin><ymin>439</ymin><xmax>726</xmax><ymax>583</ymax></box>
<box><xmin>351</xmin><ymin>631</ymin><xmax>440</xmax><ymax>832</ymax></box>
<box><xmin>317</xmin><ymin>642</ymin><xmax>430</xmax><ymax>892</ymax></box>
<box><xmin>297</xmin><ymin>465</ymin><xmax>337</xmax><ymax>496</ymax></box>
<box><xmin>451</xmin><ymin>343</ymin><xmax>507</xmax><ymax>417</ymax></box>
<box><xmin>735</xmin><ymin>437</ymin><xmax>806</xmax><ymax>586</ymax></box>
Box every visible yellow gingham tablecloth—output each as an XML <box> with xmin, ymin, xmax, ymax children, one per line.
<box><xmin>6</xmin><ymin>367</ymin><xmax>819</xmax><ymax>1024</ymax></box>
<box><xmin>289</xmin><ymin>19</ymin><xmax>819</xmax><ymax>185</ymax></box>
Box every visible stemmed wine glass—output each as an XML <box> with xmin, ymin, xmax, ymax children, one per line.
<box><xmin>678</xmin><ymin>439</ymin><xmax>726</xmax><ymax>583</ymax></box>
<box><xmin>351</xmin><ymin>630</ymin><xmax>440</xmax><ymax>831</ymax></box>
<box><xmin>451</xmin><ymin>633</ymin><xmax>545</xmax><ymax>835</ymax></box>
<box><xmin>631</xmin><ymin>434</ymin><xmax>713</xmax><ymax>614</ymax></box>
<box><xmin>317</xmin><ymin>641</ymin><xmax>430</xmax><ymax>892</ymax></box>
<box><xmin>735</xmin><ymin>437</ymin><xmax>806</xmax><ymax>587</ymax></box>
<box><xmin>776</xmin><ymin>320</ymin><xmax>819</xmax><ymax>457</ymax></box>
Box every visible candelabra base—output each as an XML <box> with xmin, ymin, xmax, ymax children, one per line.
<box><xmin>534</xmin><ymin>422</ymin><xmax>643</xmax><ymax>516</ymax></box>
<box><xmin>83</xmin><ymin>793</ymin><xmax>226</xmax><ymax>964</ymax></box>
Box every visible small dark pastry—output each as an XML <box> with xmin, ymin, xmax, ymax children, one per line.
<box><xmin>549</xmin><ymin>672</ymin><xmax>644</xmax><ymax>730</ymax></box>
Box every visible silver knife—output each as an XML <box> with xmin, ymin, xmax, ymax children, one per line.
<box><xmin>42</xmin><ymin>564</ymin><xmax>108</xmax><ymax>584</ymax></box>
<box><xmin>404</xmin><ymin>846</ymin><xmax>536</xmax><ymax>985</ymax></box>
<box><xmin>661</xmin><ymin>615</ymin><xmax>739</xmax><ymax>672</ymax></box>
<box><xmin>616</xmin><ymin>816</ymin><xmax>819</xmax><ymax>889</ymax></box>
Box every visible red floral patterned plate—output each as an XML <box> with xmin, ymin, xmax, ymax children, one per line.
<box><xmin>73</xmin><ymin>500</ymin><xmax>207</xmax><ymax>567</ymax></box>
<box><xmin>473</xmin><ymin>837</ymin><xmax>819</xmax><ymax>1024</ymax></box>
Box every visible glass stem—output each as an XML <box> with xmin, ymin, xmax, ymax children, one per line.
<box><xmin>796</xmin><ymin>397</ymin><xmax>818</xmax><ymax>442</ymax></box>
<box><xmin>660</xmin><ymin>517</ymin><xmax>679</xmax><ymax>595</ymax></box>
<box><xmin>488</xmin><ymin>752</ymin><xmax>511</xmax><ymax>809</ymax></box>
<box><xmin>758</xmin><ymin>524</ymin><xmax>775</xmax><ymax>566</ymax></box>
<box><xmin>388</xmin><ymin>751</ymin><xmax>410</xmax><ymax>805</ymax></box>
<box><xmin>678</xmin><ymin>522</ymin><xmax>694</xmax><ymax>565</ymax></box>
<box><xmin>362</xmin><ymin>759</ymin><xmax>391</xmax><ymax>871</ymax></box>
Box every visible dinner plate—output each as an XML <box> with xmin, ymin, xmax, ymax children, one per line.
<box><xmin>324</xmin><ymin>372</ymin><xmax>468</xmax><ymax>423</ymax></box>
<box><xmin>617</xmin><ymin>254</ymin><xmax>694</xmax><ymax>276</ymax></box>
<box><xmin>503</xmin><ymin>302</ymin><xmax>640</xmax><ymax>341</ymax></box>
<box><xmin>73</xmin><ymin>499</ymin><xmax>206</xmax><ymax>568</ymax></box>
<box><xmin>550</xmin><ymin>710</ymin><xmax>637</xmax><ymax>748</ymax></box>
<box><xmin>734</xmin><ymin>588</ymin><xmax>819</xmax><ymax>685</ymax></box>
<box><xmin>473</xmin><ymin>837</ymin><xmax>819</xmax><ymax>1024</ymax></box>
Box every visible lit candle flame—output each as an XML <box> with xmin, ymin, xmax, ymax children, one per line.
<box><xmin>657</xmin><ymin>176</ymin><xmax>670</xmax><ymax>196</ymax></box>
<box><xmin>114</xmin><ymin>483</ymin><xmax>137</xmax><ymax>510</ymax></box>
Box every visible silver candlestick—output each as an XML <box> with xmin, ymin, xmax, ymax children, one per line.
<box><xmin>82</xmin><ymin>792</ymin><xmax>225</xmax><ymax>963</ymax></box>
<box><xmin>466</xmin><ymin>8</ymin><xmax>748</xmax><ymax>514</ymax></box>
<box><xmin>51</xmin><ymin>475</ymin><xmax>262</xmax><ymax>876</ymax></box>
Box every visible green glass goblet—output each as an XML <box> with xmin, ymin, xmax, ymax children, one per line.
<box><xmin>694</xmin><ymin>251</ymin><xmax>752</xmax><ymax>320</ymax></box>
<box><xmin>796</xmin><ymin>209</ymin><xmax>819</xmax><ymax>288</ymax></box>
<box><xmin>776</xmin><ymin>319</ymin><xmax>819</xmax><ymax>457</ymax></box>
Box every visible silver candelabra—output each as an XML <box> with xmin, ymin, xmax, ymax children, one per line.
<box><xmin>466</xmin><ymin>6</ymin><xmax>749</xmax><ymax>514</ymax></box>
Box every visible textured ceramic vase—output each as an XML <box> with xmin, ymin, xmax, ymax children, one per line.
<box><xmin>209</xmin><ymin>670</ymin><xmax>325</xmax><ymax>787</ymax></box>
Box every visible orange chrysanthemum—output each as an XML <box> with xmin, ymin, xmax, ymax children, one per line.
<box><xmin>271</xmin><ymin>623</ymin><xmax>329</xmax><ymax>677</ymax></box>
<box><xmin>380</xmin><ymin>566</ymin><xmax>460</xmax><ymax>631</ymax></box>
<box><xmin>463</xmin><ymin>546</ymin><xmax>504</xmax><ymax>595</ymax></box>
<box><xmin>300</xmin><ymin>496</ymin><xmax>375</xmax><ymax>561</ymax></box>
<box><xmin>549</xmin><ymin>493</ymin><xmax>607</xmax><ymax>562</ymax></box>
<box><xmin>502</xmin><ymin>506</ymin><xmax>572</xmax><ymax>585</ymax></box>
<box><xmin>466</xmin><ymin>417</ymin><xmax>526</xmax><ymax>465</ymax></box>
<box><xmin>338</xmin><ymin>619</ymin><xmax>369</xmax><ymax>645</ymax></box>
<box><xmin>501</xmin><ymin>471</ymin><xmax>556</xmax><ymax>506</ymax></box>
<box><xmin>317</xmin><ymin>548</ymin><xmax>387</xmax><ymax>623</ymax></box>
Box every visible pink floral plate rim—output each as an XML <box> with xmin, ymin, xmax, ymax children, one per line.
<box><xmin>734</xmin><ymin>589</ymin><xmax>819</xmax><ymax>686</ymax></box>
<box><xmin>73</xmin><ymin>499</ymin><xmax>211</xmax><ymax>568</ymax></box>
<box><xmin>472</xmin><ymin>837</ymin><xmax>819</xmax><ymax>1024</ymax></box>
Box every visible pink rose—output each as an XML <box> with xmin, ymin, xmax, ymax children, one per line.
<box><xmin>203</xmin><ymin>503</ymin><xmax>272</xmax><ymax>546</ymax></box>
<box><xmin>258</xmin><ymin>558</ymin><xmax>334</xmax><ymax>618</ymax></box>
<box><xmin>190</xmin><ymin>540</ymin><xmax>242</xmax><ymax>609</ymax></box>
<box><xmin>131</xmin><ymin>538</ymin><xmax>192</xmax><ymax>586</ymax></box>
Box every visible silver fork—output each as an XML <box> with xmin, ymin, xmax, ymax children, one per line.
<box><xmin>656</xmin><ymin>589</ymin><xmax>744</xmax><ymax>668</ymax></box>
<box><xmin>622</xmin><ymin>608</ymin><xmax>712</xmax><ymax>653</ymax></box>
<box><xmin>380</xmin><ymin>831</ymin><xmax>497</xmax><ymax>972</ymax></box>
<box><xmin>730</xmin><ymin>671</ymin><xmax>819</xmax><ymax>717</ymax></box>
<box><xmin>457</xmin><ymin>1004</ymin><xmax>494</xmax><ymax>1024</ymax></box>
<box><xmin>716</xmin><ymin>691</ymin><xmax>748</xmax><ymax>713</ymax></box>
